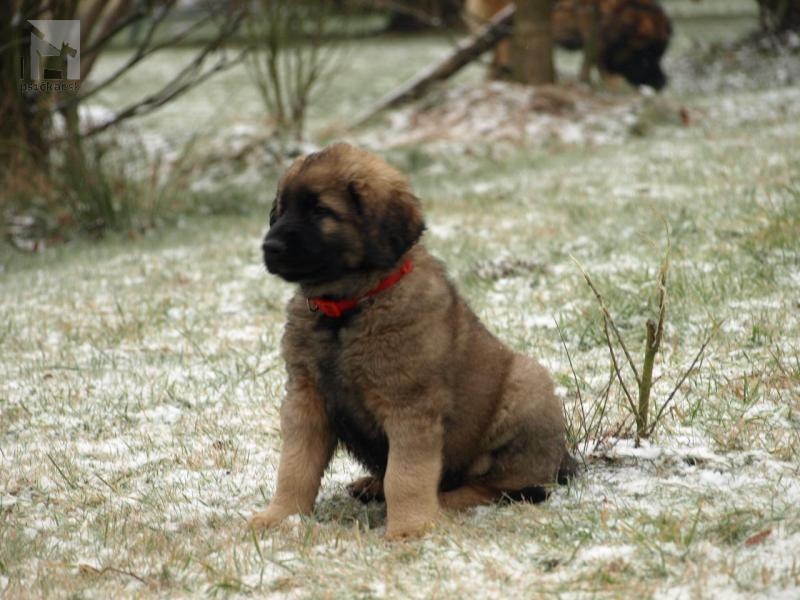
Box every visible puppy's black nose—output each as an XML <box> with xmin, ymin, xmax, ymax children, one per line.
<box><xmin>262</xmin><ymin>238</ymin><xmax>286</xmax><ymax>258</ymax></box>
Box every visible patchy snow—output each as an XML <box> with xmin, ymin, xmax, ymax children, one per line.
<box><xmin>577</xmin><ymin>544</ymin><xmax>636</xmax><ymax>564</ymax></box>
<box><xmin>3</xmin><ymin>14</ymin><xmax>800</xmax><ymax>598</ymax></box>
<box><xmin>360</xmin><ymin>81</ymin><xmax>693</xmax><ymax>149</ymax></box>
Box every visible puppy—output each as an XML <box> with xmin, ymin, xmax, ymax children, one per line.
<box><xmin>251</xmin><ymin>143</ymin><xmax>575</xmax><ymax>539</ymax></box>
<box><xmin>464</xmin><ymin>0</ymin><xmax>672</xmax><ymax>90</ymax></box>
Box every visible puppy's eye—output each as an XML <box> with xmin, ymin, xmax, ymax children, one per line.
<box><xmin>312</xmin><ymin>204</ymin><xmax>338</xmax><ymax>220</ymax></box>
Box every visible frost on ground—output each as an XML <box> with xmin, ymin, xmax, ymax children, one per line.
<box><xmin>360</xmin><ymin>81</ymin><xmax>691</xmax><ymax>149</ymax></box>
<box><xmin>3</xmin><ymin>90</ymin><xmax>800</xmax><ymax>595</ymax></box>
<box><xmin>2</xmin><ymin>13</ymin><xmax>800</xmax><ymax>600</ymax></box>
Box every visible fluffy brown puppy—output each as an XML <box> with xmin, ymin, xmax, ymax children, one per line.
<box><xmin>465</xmin><ymin>0</ymin><xmax>672</xmax><ymax>90</ymax></box>
<box><xmin>251</xmin><ymin>143</ymin><xmax>575</xmax><ymax>539</ymax></box>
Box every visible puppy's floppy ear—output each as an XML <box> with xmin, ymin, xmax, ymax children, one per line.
<box><xmin>351</xmin><ymin>182</ymin><xmax>426</xmax><ymax>270</ymax></box>
<box><xmin>378</xmin><ymin>189</ymin><xmax>426</xmax><ymax>267</ymax></box>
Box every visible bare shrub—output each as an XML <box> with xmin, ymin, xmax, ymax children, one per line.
<box><xmin>245</xmin><ymin>0</ymin><xmax>344</xmax><ymax>140</ymax></box>
<box><xmin>570</xmin><ymin>233</ymin><xmax>718</xmax><ymax>446</ymax></box>
<box><xmin>1</xmin><ymin>1</ymin><xmax>244</xmax><ymax>242</ymax></box>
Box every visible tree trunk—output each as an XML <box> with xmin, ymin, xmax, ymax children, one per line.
<box><xmin>757</xmin><ymin>0</ymin><xmax>800</xmax><ymax>34</ymax></box>
<box><xmin>0</xmin><ymin>4</ymin><xmax>51</xmax><ymax>168</ymax></box>
<box><xmin>510</xmin><ymin>0</ymin><xmax>555</xmax><ymax>85</ymax></box>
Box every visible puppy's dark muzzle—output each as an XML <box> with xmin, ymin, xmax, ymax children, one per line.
<box><xmin>262</xmin><ymin>228</ymin><xmax>317</xmax><ymax>282</ymax></box>
<box><xmin>650</xmin><ymin>70</ymin><xmax>667</xmax><ymax>91</ymax></box>
<box><xmin>262</xmin><ymin>237</ymin><xmax>285</xmax><ymax>260</ymax></box>
<box><xmin>261</xmin><ymin>229</ymin><xmax>287</xmax><ymax>273</ymax></box>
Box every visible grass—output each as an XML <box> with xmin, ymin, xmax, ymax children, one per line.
<box><xmin>2</xmin><ymin>6</ymin><xmax>800</xmax><ymax>599</ymax></box>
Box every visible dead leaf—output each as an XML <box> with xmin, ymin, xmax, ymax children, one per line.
<box><xmin>744</xmin><ymin>529</ymin><xmax>771</xmax><ymax>546</ymax></box>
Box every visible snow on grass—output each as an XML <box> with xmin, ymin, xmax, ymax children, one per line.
<box><xmin>359</xmin><ymin>80</ymin><xmax>688</xmax><ymax>149</ymax></box>
<box><xmin>2</xmin><ymin>15</ymin><xmax>800</xmax><ymax>599</ymax></box>
<box><xmin>2</xmin><ymin>136</ymin><xmax>798</xmax><ymax>599</ymax></box>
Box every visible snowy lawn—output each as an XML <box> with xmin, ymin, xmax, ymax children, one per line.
<box><xmin>2</xmin><ymin>6</ymin><xmax>800</xmax><ymax>599</ymax></box>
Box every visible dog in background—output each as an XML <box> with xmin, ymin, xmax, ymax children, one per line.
<box><xmin>465</xmin><ymin>0</ymin><xmax>672</xmax><ymax>90</ymax></box>
<box><xmin>251</xmin><ymin>143</ymin><xmax>575</xmax><ymax>539</ymax></box>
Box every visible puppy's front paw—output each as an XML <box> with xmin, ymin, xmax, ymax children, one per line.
<box><xmin>248</xmin><ymin>506</ymin><xmax>293</xmax><ymax>531</ymax></box>
<box><xmin>385</xmin><ymin>516</ymin><xmax>436</xmax><ymax>541</ymax></box>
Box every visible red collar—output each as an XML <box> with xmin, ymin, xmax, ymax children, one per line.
<box><xmin>307</xmin><ymin>259</ymin><xmax>413</xmax><ymax>318</ymax></box>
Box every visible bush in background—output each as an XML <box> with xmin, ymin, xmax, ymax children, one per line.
<box><xmin>0</xmin><ymin>1</ymin><xmax>244</xmax><ymax>247</ymax></box>
<box><xmin>245</xmin><ymin>0</ymin><xmax>346</xmax><ymax>141</ymax></box>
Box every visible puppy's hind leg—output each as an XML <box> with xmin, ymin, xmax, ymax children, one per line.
<box><xmin>439</xmin><ymin>484</ymin><xmax>503</xmax><ymax>511</ymax></box>
<box><xmin>347</xmin><ymin>475</ymin><xmax>384</xmax><ymax>503</ymax></box>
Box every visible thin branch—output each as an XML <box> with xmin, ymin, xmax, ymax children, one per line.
<box><xmin>245</xmin><ymin>15</ymin><xmax>278</xmax><ymax>116</ymax></box>
<box><xmin>602</xmin><ymin>314</ymin><xmax>639</xmax><ymax>417</ymax></box>
<box><xmin>580</xmin><ymin>365</ymin><xmax>614</xmax><ymax>458</ymax></box>
<box><xmin>79</xmin><ymin>0</ymin><xmax>112</xmax><ymax>50</ymax></box>
<box><xmin>654</xmin><ymin>225</ymin><xmax>671</xmax><ymax>346</ymax></box>
<box><xmin>265</xmin><ymin>4</ymin><xmax>287</xmax><ymax>124</ymax></box>
<box><xmin>647</xmin><ymin>324</ymin><xmax>719</xmax><ymax>435</ymax></box>
<box><xmin>635</xmin><ymin>234</ymin><xmax>669</xmax><ymax>440</ymax></box>
<box><xmin>554</xmin><ymin>317</ymin><xmax>585</xmax><ymax>412</ymax></box>
<box><xmin>27</xmin><ymin>1</ymin><xmax>63</xmax><ymax>19</ymax></box>
<box><xmin>245</xmin><ymin>0</ymin><xmax>343</xmax><ymax>137</ymax></box>
<box><xmin>80</xmin><ymin>0</ymin><xmax>146</xmax><ymax>78</ymax></box>
<box><xmin>571</xmin><ymin>255</ymin><xmax>642</xmax><ymax>386</ymax></box>
<box><xmin>82</xmin><ymin>46</ymin><xmax>247</xmax><ymax>139</ymax></box>
<box><xmin>554</xmin><ymin>317</ymin><xmax>587</xmax><ymax>456</ymax></box>
<box><xmin>605</xmin><ymin>414</ymin><xmax>632</xmax><ymax>448</ymax></box>
<box><xmin>80</xmin><ymin>8</ymin><xmax>147</xmax><ymax>59</ymax></box>
<box><xmin>636</xmin><ymin>319</ymin><xmax>658</xmax><ymax>442</ymax></box>
<box><xmin>58</xmin><ymin>1</ymin><xmax>197</xmax><ymax>111</ymax></box>
<box><xmin>589</xmin><ymin>368</ymin><xmax>615</xmax><ymax>448</ymax></box>
<box><xmin>73</xmin><ymin>7</ymin><xmax>245</xmax><ymax>137</ymax></box>
<box><xmin>350</xmin><ymin>3</ymin><xmax>516</xmax><ymax>129</ymax></box>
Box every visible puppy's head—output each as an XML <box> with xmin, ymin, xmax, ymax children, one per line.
<box><xmin>262</xmin><ymin>143</ymin><xmax>425</xmax><ymax>286</ymax></box>
<box><xmin>604</xmin><ymin>43</ymin><xmax>668</xmax><ymax>90</ymax></box>
<box><xmin>603</xmin><ymin>3</ymin><xmax>671</xmax><ymax>91</ymax></box>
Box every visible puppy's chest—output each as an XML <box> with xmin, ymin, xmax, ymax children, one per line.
<box><xmin>306</xmin><ymin>316</ymin><xmax>383</xmax><ymax>407</ymax></box>
<box><xmin>309</xmin><ymin>318</ymin><xmax>389</xmax><ymax>473</ymax></box>
<box><xmin>314</xmin><ymin>335</ymin><xmax>367</xmax><ymax>408</ymax></box>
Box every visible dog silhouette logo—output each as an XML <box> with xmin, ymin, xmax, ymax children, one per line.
<box><xmin>23</xmin><ymin>20</ymin><xmax>80</xmax><ymax>81</ymax></box>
